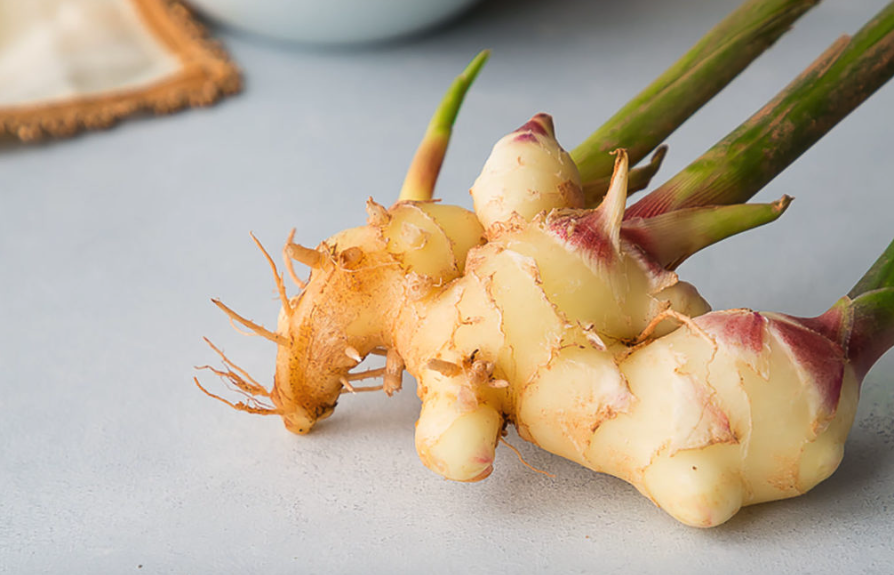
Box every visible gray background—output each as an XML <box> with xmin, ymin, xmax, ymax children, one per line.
<box><xmin>2</xmin><ymin>0</ymin><xmax>893</xmax><ymax>573</ymax></box>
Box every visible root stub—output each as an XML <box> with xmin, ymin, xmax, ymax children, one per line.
<box><xmin>211</xmin><ymin>299</ymin><xmax>288</xmax><ymax>346</ymax></box>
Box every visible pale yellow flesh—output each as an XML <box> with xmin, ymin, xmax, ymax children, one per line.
<box><xmin>390</xmin><ymin>222</ymin><xmax>858</xmax><ymax>526</ymax></box>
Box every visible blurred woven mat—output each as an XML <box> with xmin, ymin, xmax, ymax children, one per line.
<box><xmin>0</xmin><ymin>0</ymin><xmax>240</xmax><ymax>141</ymax></box>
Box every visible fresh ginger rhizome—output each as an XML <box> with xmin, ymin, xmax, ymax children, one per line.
<box><xmin>197</xmin><ymin>1</ymin><xmax>894</xmax><ymax>529</ymax></box>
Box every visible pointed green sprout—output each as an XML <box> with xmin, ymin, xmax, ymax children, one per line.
<box><xmin>629</xmin><ymin>1</ymin><xmax>894</xmax><ymax>219</ymax></box>
<box><xmin>621</xmin><ymin>196</ymin><xmax>792</xmax><ymax>270</ymax></box>
<box><xmin>571</xmin><ymin>0</ymin><xmax>820</xmax><ymax>203</ymax></box>
<box><xmin>398</xmin><ymin>50</ymin><xmax>490</xmax><ymax>202</ymax></box>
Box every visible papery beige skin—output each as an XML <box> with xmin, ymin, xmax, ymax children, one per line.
<box><xmin>202</xmin><ymin>116</ymin><xmax>862</xmax><ymax>527</ymax></box>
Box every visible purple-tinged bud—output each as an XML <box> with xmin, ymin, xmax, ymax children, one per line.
<box><xmin>471</xmin><ymin>114</ymin><xmax>583</xmax><ymax>231</ymax></box>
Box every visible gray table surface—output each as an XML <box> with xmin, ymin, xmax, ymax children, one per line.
<box><xmin>2</xmin><ymin>0</ymin><xmax>893</xmax><ymax>573</ymax></box>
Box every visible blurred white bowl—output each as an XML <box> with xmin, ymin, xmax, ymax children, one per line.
<box><xmin>189</xmin><ymin>0</ymin><xmax>482</xmax><ymax>45</ymax></box>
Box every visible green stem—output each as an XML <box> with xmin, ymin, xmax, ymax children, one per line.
<box><xmin>398</xmin><ymin>50</ymin><xmax>490</xmax><ymax>202</ymax></box>
<box><xmin>849</xmin><ymin>238</ymin><xmax>894</xmax><ymax>298</ymax></box>
<box><xmin>628</xmin><ymin>2</ymin><xmax>894</xmax><ymax>219</ymax></box>
<box><xmin>793</xmin><ymin>240</ymin><xmax>894</xmax><ymax>381</ymax></box>
<box><xmin>571</xmin><ymin>0</ymin><xmax>819</xmax><ymax>198</ymax></box>
<box><xmin>845</xmin><ymin>237</ymin><xmax>894</xmax><ymax>380</ymax></box>
<box><xmin>846</xmin><ymin>287</ymin><xmax>894</xmax><ymax>380</ymax></box>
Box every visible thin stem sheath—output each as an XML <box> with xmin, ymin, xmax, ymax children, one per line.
<box><xmin>621</xmin><ymin>196</ymin><xmax>792</xmax><ymax>269</ymax></box>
